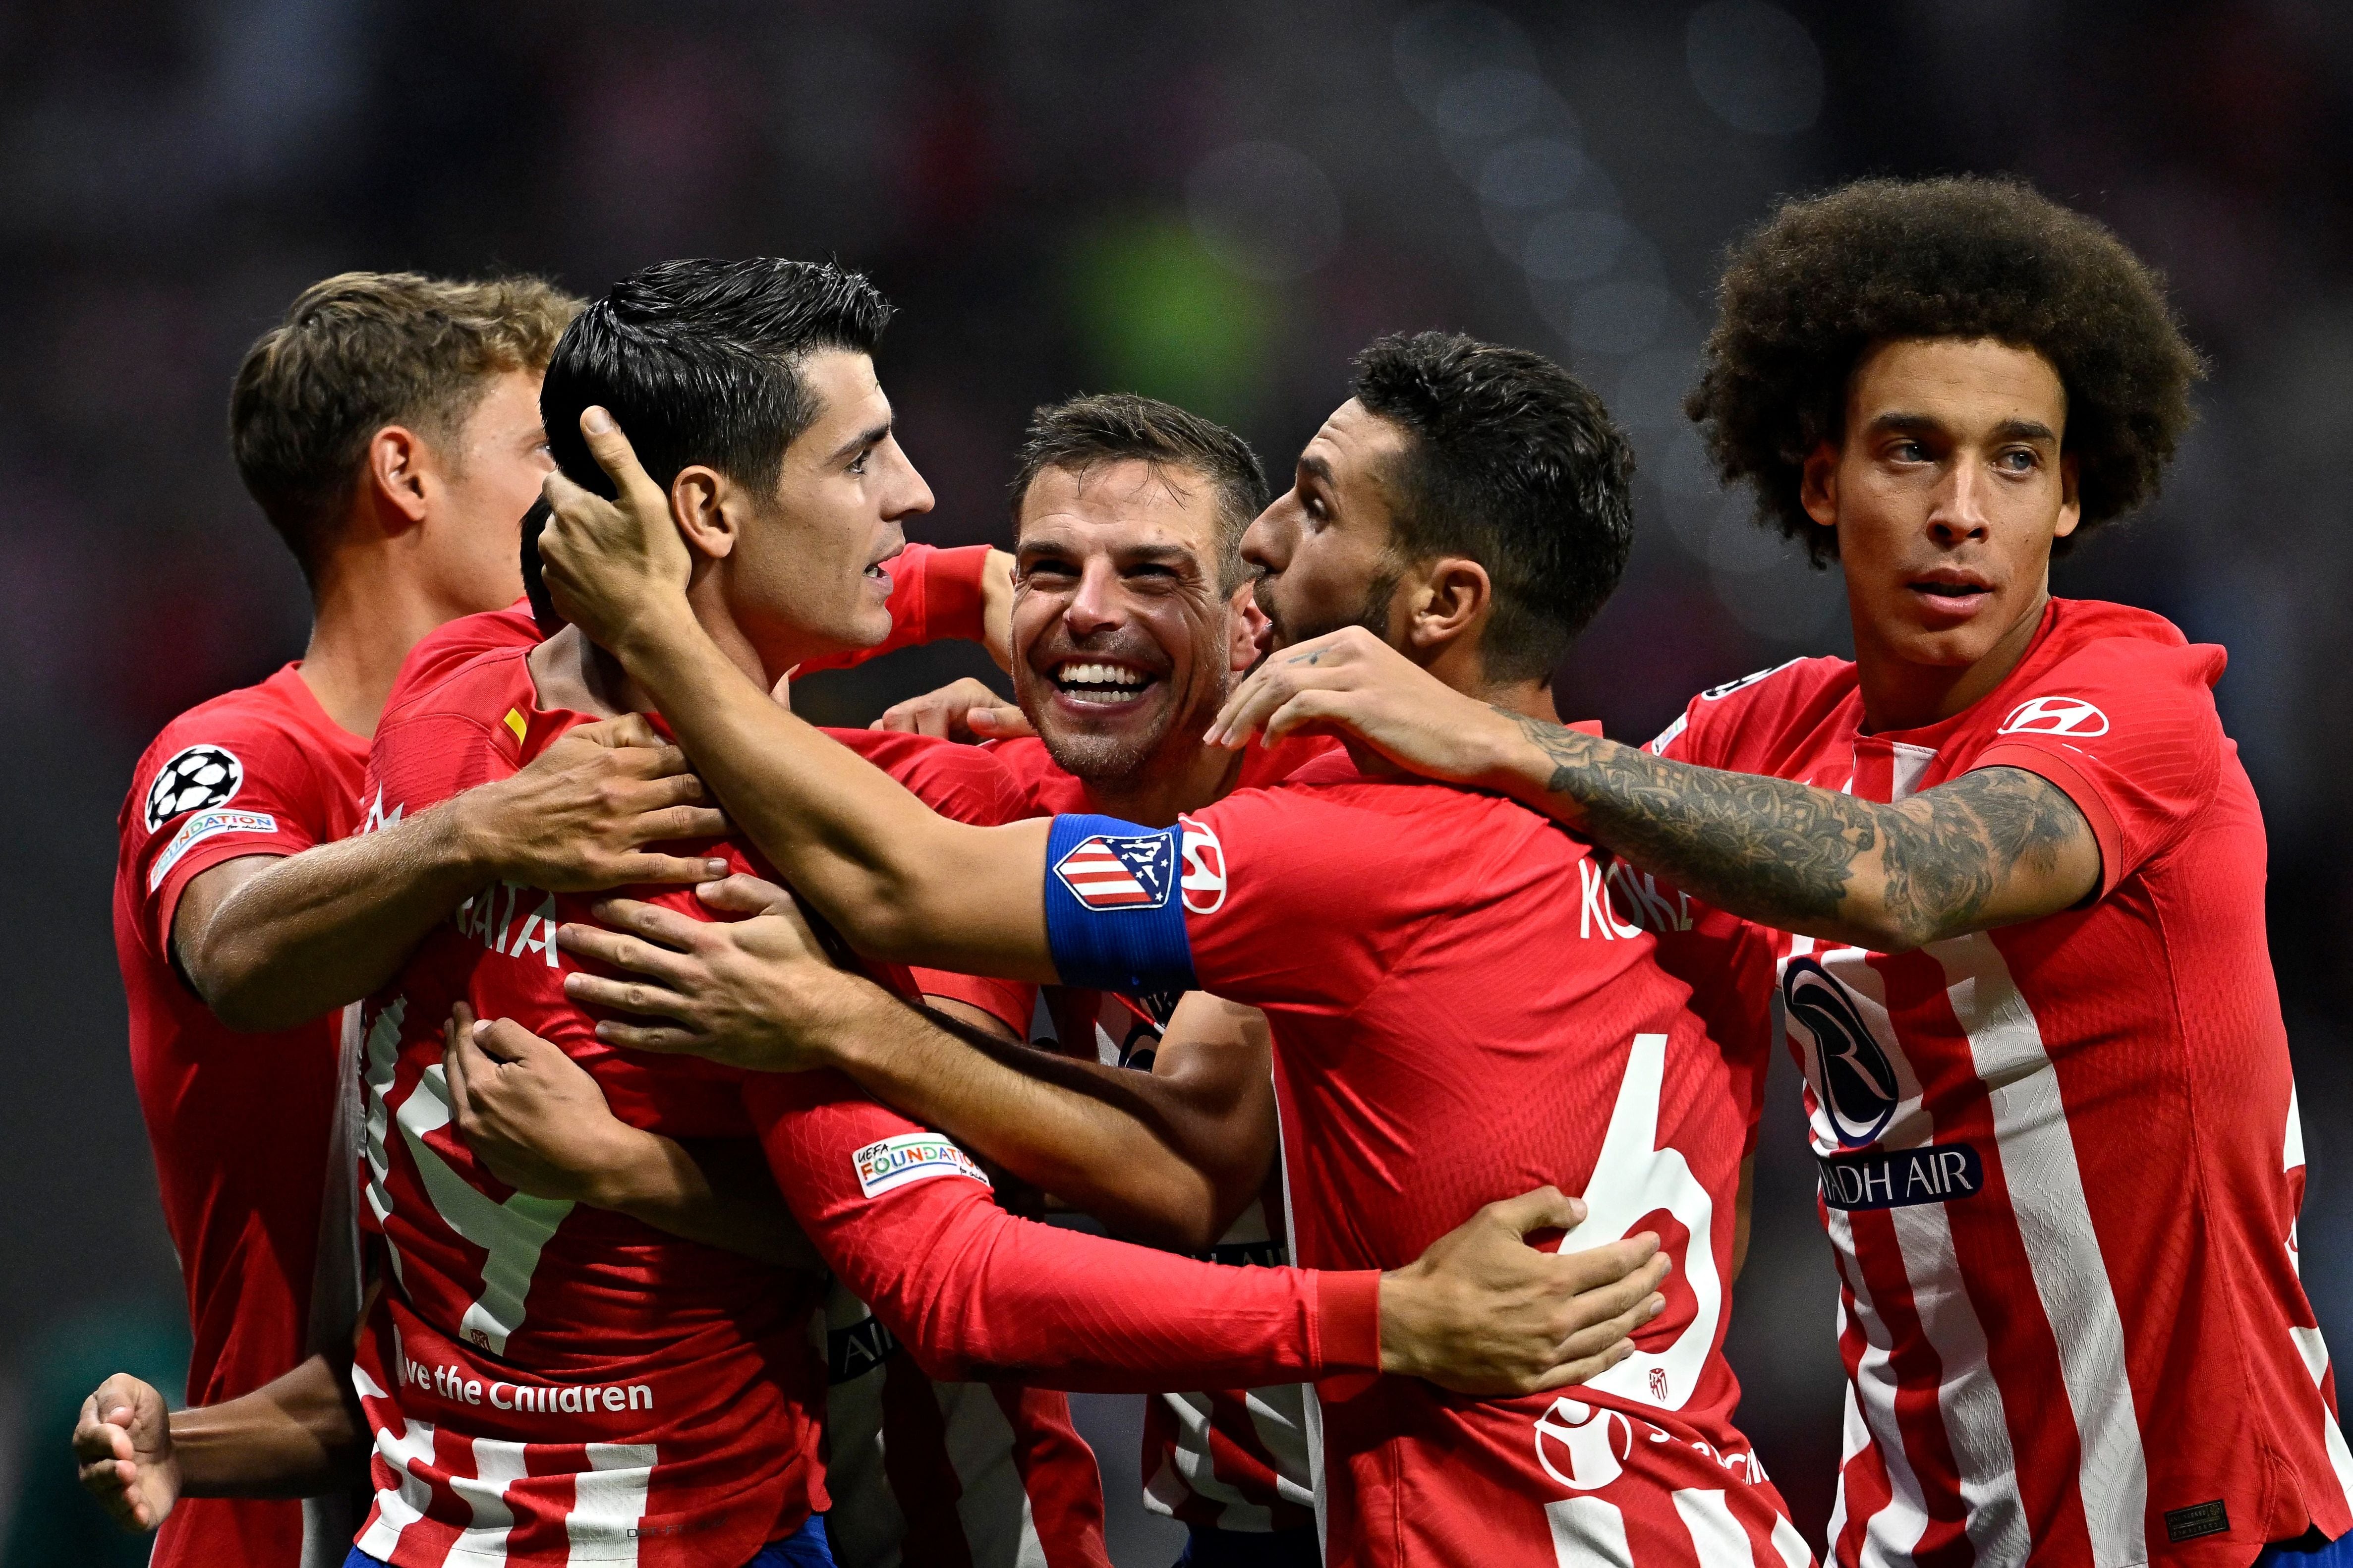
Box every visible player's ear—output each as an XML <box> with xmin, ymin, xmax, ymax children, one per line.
<box><xmin>1403</xmin><ymin>556</ymin><xmax>1490</xmax><ymax>654</ymax></box>
<box><xmin>668</xmin><ymin>464</ymin><xmax>736</xmax><ymax>562</ymax></box>
<box><xmin>1800</xmin><ymin>440</ymin><xmax>1840</xmax><ymax>532</ymax></box>
<box><xmin>365</xmin><ymin>425</ymin><xmax>432</xmax><ymax>533</ymax></box>
<box><xmin>2053</xmin><ymin>451</ymin><xmax>2082</xmax><ymax>541</ymax></box>
<box><xmin>1227</xmin><ymin>581</ymin><xmax>1268</xmax><ymax>673</ymax></box>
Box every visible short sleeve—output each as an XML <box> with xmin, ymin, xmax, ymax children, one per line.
<box><xmin>1170</xmin><ymin>783</ymin><xmax>1438</xmax><ymax>1010</ymax></box>
<box><xmin>124</xmin><ymin>716</ymin><xmax>341</xmax><ymax>952</ymax></box>
<box><xmin>797</xmin><ymin>544</ymin><xmax>993</xmax><ymax>673</ymax></box>
<box><xmin>1966</xmin><ymin>640</ymin><xmax>2226</xmax><ymax>897</ymax></box>
<box><xmin>916</xmin><ymin>971</ymin><xmax>1037</xmax><ymax>1037</ymax></box>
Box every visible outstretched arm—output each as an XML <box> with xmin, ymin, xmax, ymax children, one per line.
<box><xmin>537</xmin><ymin>415</ymin><xmax>1056</xmax><ymax>978</ymax></box>
<box><xmin>558</xmin><ymin>876</ymin><xmax>1271</xmax><ymax>1249</ymax></box>
<box><xmin>177</xmin><ymin>716</ymin><xmax>729</xmax><ymax>1030</ymax></box>
<box><xmin>1208</xmin><ymin>627</ymin><xmax>2101</xmax><ymax>952</ymax></box>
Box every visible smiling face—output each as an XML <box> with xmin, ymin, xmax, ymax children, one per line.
<box><xmin>712</xmin><ymin>348</ymin><xmax>933</xmax><ymax>678</ymax></box>
<box><xmin>1242</xmin><ymin>398</ymin><xmax>1411</xmax><ymax>652</ymax></box>
<box><xmin>1806</xmin><ymin>337</ymin><xmax>2080</xmax><ymax>696</ymax></box>
<box><xmin>1012</xmin><ymin>458</ymin><xmax>1243</xmax><ymax>782</ymax></box>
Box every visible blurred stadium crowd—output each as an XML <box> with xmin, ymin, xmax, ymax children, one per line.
<box><xmin>1</xmin><ymin>0</ymin><xmax>2346</xmax><ymax>1560</ymax></box>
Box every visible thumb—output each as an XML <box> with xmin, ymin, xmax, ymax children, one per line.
<box><xmin>577</xmin><ymin>407</ymin><xmax>664</xmax><ymax>507</ymax></box>
<box><xmin>1483</xmin><ymin>1185</ymin><xmax>1588</xmax><ymax>1238</ymax></box>
<box><xmin>473</xmin><ymin>1016</ymin><xmax>559</xmax><ymax>1066</ymax></box>
<box><xmin>965</xmin><ymin>705</ymin><xmax>1034</xmax><ymax>737</ymax></box>
<box><xmin>696</xmin><ymin>872</ymin><xmax>792</xmax><ymax>915</ymax></box>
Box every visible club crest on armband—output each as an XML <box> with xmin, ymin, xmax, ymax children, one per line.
<box><xmin>1053</xmin><ymin>832</ymin><xmax>1177</xmax><ymax>911</ymax></box>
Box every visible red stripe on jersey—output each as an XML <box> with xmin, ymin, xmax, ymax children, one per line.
<box><xmin>990</xmin><ymin>1385</ymin><xmax>1113</xmax><ymax>1566</ymax></box>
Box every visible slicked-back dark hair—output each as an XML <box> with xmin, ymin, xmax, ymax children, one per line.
<box><xmin>1008</xmin><ymin>393</ymin><xmax>1268</xmax><ymax>592</ymax></box>
<box><xmin>527</xmin><ymin>257</ymin><xmax>893</xmax><ymax>622</ymax></box>
<box><xmin>1687</xmin><ymin>175</ymin><xmax>2204</xmax><ymax>565</ymax></box>
<box><xmin>1351</xmin><ymin>332</ymin><xmax>1633</xmax><ymax>683</ymax></box>
<box><xmin>541</xmin><ymin>257</ymin><xmax>892</xmax><ymax>498</ymax></box>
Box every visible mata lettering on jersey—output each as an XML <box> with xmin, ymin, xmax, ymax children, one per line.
<box><xmin>148</xmin><ymin>809</ymin><xmax>279</xmax><ymax>890</ymax></box>
<box><xmin>853</xmin><ymin>1132</ymin><xmax>991</xmax><ymax>1198</ymax></box>
<box><xmin>1178</xmin><ymin>814</ymin><xmax>1227</xmax><ymax>913</ymax></box>
<box><xmin>456</xmin><ymin>881</ymin><xmax>560</xmax><ymax>966</ymax></box>
<box><xmin>143</xmin><ymin>742</ymin><xmax>244</xmax><ymax>831</ymax></box>
<box><xmin>1053</xmin><ymin>832</ymin><xmax>1176</xmax><ymax>911</ymax></box>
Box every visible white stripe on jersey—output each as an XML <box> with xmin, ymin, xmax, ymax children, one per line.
<box><xmin>1546</xmin><ymin>1497</ymin><xmax>1633</xmax><ymax>1567</ymax></box>
<box><xmin>447</xmin><ymin>1434</ymin><xmax>530</xmax><ymax>1559</ymax></box>
<box><xmin>1932</xmin><ymin>934</ymin><xmax>2149</xmax><ymax>1568</ymax></box>
<box><xmin>1145</xmin><ymin>1392</ymin><xmax>1273</xmax><ymax>1530</ymax></box>
<box><xmin>1769</xmin><ymin>1513</ymin><xmax>1814</xmax><ymax>1568</ymax></box>
<box><xmin>566</xmin><ymin>1444</ymin><xmax>657</xmax><ymax>1564</ymax></box>
<box><xmin>1884</xmin><ymin>1188</ymin><xmax>2027</xmax><ymax>1560</ymax></box>
<box><xmin>354</xmin><ymin>1362</ymin><xmax>437</xmax><ymax>1563</ymax></box>
<box><xmin>1831</xmin><ymin>1215</ymin><xmax>1934</xmax><ymax>1568</ymax></box>
<box><xmin>1670</xmin><ymin>1489</ymin><xmax>1754</xmax><ymax>1566</ymax></box>
<box><xmin>2282</xmin><ymin>1087</ymin><xmax>2353</xmax><ymax>1511</ymax></box>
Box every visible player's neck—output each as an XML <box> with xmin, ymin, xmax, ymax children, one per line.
<box><xmin>1084</xmin><ymin>738</ymin><xmax>1247</xmax><ymax>828</ymax></box>
<box><xmin>1852</xmin><ymin>587</ymin><xmax>2050</xmax><ymax>733</ymax></box>
<box><xmin>296</xmin><ymin>550</ymin><xmax>469</xmax><ymax>739</ymax></box>
<box><xmin>529</xmin><ymin>585</ymin><xmax>804</xmax><ymax>721</ymax></box>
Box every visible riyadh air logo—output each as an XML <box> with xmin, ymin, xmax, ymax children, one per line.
<box><xmin>1534</xmin><ymin>1397</ymin><xmax>1633</xmax><ymax>1491</ymax></box>
<box><xmin>1784</xmin><ymin>957</ymin><xmax>1900</xmax><ymax>1148</ymax></box>
<box><xmin>1999</xmin><ymin>695</ymin><xmax>2109</xmax><ymax>738</ymax></box>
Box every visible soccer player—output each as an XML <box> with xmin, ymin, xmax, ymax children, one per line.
<box><xmin>110</xmin><ymin>266</ymin><xmax>1027</xmax><ymax>1568</ymax></box>
<box><xmin>557</xmin><ymin>390</ymin><xmax>1674</xmax><ymax>1568</ymax></box>
<box><xmin>110</xmin><ymin>270</ymin><xmax>711</xmax><ymax>1568</ymax></box>
<box><xmin>533</xmin><ymin>331</ymin><xmax>1810</xmax><ymax>1566</ymax></box>
<box><xmin>319</xmin><ymin>259</ymin><xmax>1642</xmax><ymax>1568</ymax></box>
<box><xmin>1205</xmin><ymin>177</ymin><xmax>2353</xmax><ymax>1566</ymax></box>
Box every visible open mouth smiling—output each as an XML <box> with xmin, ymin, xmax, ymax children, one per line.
<box><xmin>1050</xmin><ymin>660</ymin><xmax>1159</xmax><ymax>707</ymax></box>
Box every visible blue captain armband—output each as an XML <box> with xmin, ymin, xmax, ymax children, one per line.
<box><xmin>1041</xmin><ymin>813</ymin><xmax>1199</xmax><ymax>996</ymax></box>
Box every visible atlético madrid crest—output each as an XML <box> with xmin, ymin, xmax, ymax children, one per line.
<box><xmin>1053</xmin><ymin>833</ymin><xmax>1176</xmax><ymax>910</ymax></box>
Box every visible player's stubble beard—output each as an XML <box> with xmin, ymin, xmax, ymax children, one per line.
<box><xmin>1253</xmin><ymin>563</ymin><xmax>1401</xmax><ymax>653</ymax></box>
<box><xmin>1023</xmin><ymin>625</ymin><xmax>1216</xmax><ymax>786</ymax></box>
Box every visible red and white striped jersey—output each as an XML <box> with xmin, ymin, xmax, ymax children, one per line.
<box><xmin>1651</xmin><ymin>598</ymin><xmax>2353</xmax><ymax>1566</ymax></box>
<box><xmin>346</xmin><ymin>629</ymin><xmax>1382</xmax><ymax>1567</ymax></box>
<box><xmin>815</xmin><ymin>1281</ymin><xmax>1109</xmax><ymax>1567</ymax></box>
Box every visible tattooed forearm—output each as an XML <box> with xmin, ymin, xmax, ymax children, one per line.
<box><xmin>1489</xmin><ymin>708</ymin><xmax>2095</xmax><ymax>950</ymax></box>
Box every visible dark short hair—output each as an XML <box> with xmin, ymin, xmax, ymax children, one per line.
<box><xmin>527</xmin><ymin>258</ymin><xmax>894</xmax><ymax>622</ymax></box>
<box><xmin>1007</xmin><ymin>393</ymin><xmax>1268</xmax><ymax>592</ymax></box>
<box><xmin>1350</xmin><ymin>332</ymin><xmax>1634</xmax><ymax>683</ymax></box>
<box><xmin>1686</xmin><ymin>175</ymin><xmax>2205</xmax><ymax>565</ymax></box>
<box><xmin>230</xmin><ymin>271</ymin><xmax>579</xmax><ymax>583</ymax></box>
<box><xmin>540</xmin><ymin>257</ymin><xmax>893</xmax><ymax>500</ymax></box>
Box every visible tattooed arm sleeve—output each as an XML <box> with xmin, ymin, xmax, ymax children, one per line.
<box><xmin>1487</xmin><ymin>709</ymin><xmax>2102</xmax><ymax>952</ymax></box>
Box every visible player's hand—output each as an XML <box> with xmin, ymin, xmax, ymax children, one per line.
<box><xmin>1205</xmin><ymin>625</ymin><xmax>1523</xmax><ymax>786</ymax></box>
<box><xmin>1377</xmin><ymin>1187</ymin><xmax>1670</xmax><ymax>1396</ymax></box>
<box><xmin>444</xmin><ymin>1003</ymin><xmax>661</xmax><ymax>1207</ymax></box>
<box><xmin>871</xmin><ymin>677</ymin><xmax>1035</xmax><ymax>742</ymax></box>
<box><xmin>74</xmin><ymin>1374</ymin><xmax>179</xmax><ymax>1533</ymax></box>
<box><xmin>980</xmin><ymin>548</ymin><xmax>1018</xmax><ymax>673</ymax></box>
<box><xmin>557</xmin><ymin>875</ymin><xmax>876</xmax><ymax>1070</ymax></box>
<box><xmin>539</xmin><ymin>409</ymin><xmax>697</xmax><ymax>660</ymax></box>
<box><xmin>451</xmin><ymin>713</ymin><xmax>731</xmax><ymax>893</ymax></box>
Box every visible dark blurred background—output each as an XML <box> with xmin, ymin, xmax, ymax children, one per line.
<box><xmin>2</xmin><ymin>0</ymin><xmax>2346</xmax><ymax>1561</ymax></box>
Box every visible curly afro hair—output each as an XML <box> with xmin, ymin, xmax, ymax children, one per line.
<box><xmin>1684</xmin><ymin>175</ymin><xmax>2204</xmax><ymax>566</ymax></box>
